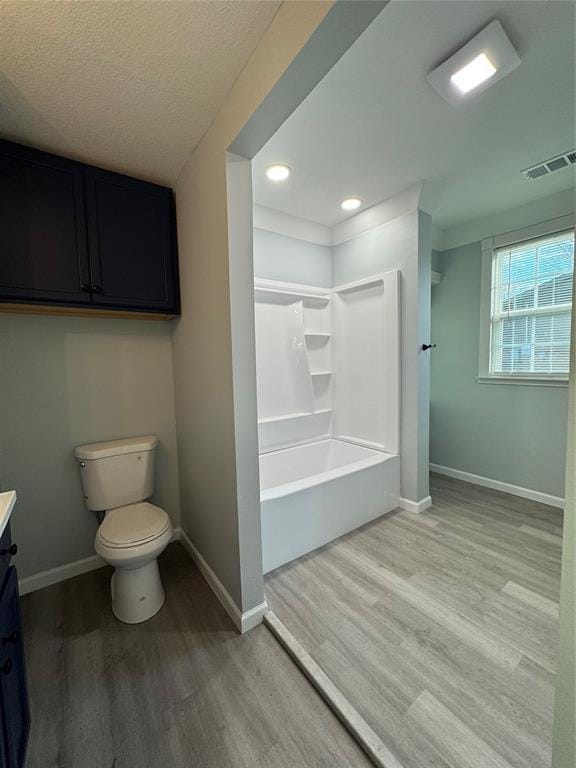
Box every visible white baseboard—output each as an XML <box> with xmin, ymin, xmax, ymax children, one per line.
<box><xmin>18</xmin><ymin>554</ymin><xmax>106</xmax><ymax>596</ymax></box>
<box><xmin>19</xmin><ymin>526</ymin><xmax>184</xmax><ymax>597</ymax></box>
<box><xmin>176</xmin><ymin>527</ymin><xmax>267</xmax><ymax>634</ymax></box>
<box><xmin>430</xmin><ymin>464</ymin><xmax>565</xmax><ymax>509</ymax></box>
<box><xmin>399</xmin><ymin>495</ymin><xmax>432</xmax><ymax>514</ymax></box>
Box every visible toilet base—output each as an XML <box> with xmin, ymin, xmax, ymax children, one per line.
<box><xmin>110</xmin><ymin>559</ymin><xmax>166</xmax><ymax>624</ymax></box>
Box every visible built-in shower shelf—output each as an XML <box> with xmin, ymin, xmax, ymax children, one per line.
<box><xmin>254</xmin><ymin>285</ymin><xmax>330</xmax><ymax>304</ymax></box>
<box><xmin>311</xmin><ymin>371</ymin><xmax>332</xmax><ymax>377</ymax></box>
<box><xmin>304</xmin><ymin>332</ymin><xmax>331</xmax><ymax>339</ymax></box>
<box><xmin>258</xmin><ymin>408</ymin><xmax>332</xmax><ymax>426</ymax></box>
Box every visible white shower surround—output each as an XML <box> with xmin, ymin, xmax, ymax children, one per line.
<box><xmin>255</xmin><ymin>271</ymin><xmax>401</xmax><ymax>572</ymax></box>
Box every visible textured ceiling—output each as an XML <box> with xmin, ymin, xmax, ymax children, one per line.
<box><xmin>0</xmin><ymin>0</ymin><xmax>280</xmax><ymax>184</ymax></box>
<box><xmin>253</xmin><ymin>0</ymin><xmax>576</xmax><ymax>229</ymax></box>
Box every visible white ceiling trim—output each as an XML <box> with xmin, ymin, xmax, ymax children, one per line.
<box><xmin>253</xmin><ymin>204</ymin><xmax>331</xmax><ymax>246</ymax></box>
<box><xmin>487</xmin><ymin>213</ymin><xmax>575</xmax><ymax>250</ymax></box>
<box><xmin>255</xmin><ymin>184</ymin><xmax>424</xmax><ymax>248</ymax></box>
<box><xmin>330</xmin><ymin>183</ymin><xmax>423</xmax><ymax>246</ymax></box>
<box><xmin>438</xmin><ymin>188</ymin><xmax>575</xmax><ymax>251</ymax></box>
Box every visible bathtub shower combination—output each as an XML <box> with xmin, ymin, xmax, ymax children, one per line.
<box><xmin>255</xmin><ymin>271</ymin><xmax>401</xmax><ymax>573</ymax></box>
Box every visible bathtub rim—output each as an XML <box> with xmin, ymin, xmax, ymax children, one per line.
<box><xmin>260</xmin><ymin>439</ymin><xmax>398</xmax><ymax>502</ymax></box>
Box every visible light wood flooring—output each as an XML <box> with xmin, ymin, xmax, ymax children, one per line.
<box><xmin>266</xmin><ymin>473</ymin><xmax>563</xmax><ymax>768</ymax></box>
<box><xmin>21</xmin><ymin>543</ymin><xmax>373</xmax><ymax>768</ymax></box>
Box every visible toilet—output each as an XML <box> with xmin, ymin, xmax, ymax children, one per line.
<box><xmin>74</xmin><ymin>435</ymin><xmax>173</xmax><ymax>624</ymax></box>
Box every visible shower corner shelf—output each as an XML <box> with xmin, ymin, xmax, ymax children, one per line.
<box><xmin>254</xmin><ymin>284</ymin><xmax>330</xmax><ymax>304</ymax></box>
<box><xmin>311</xmin><ymin>371</ymin><xmax>332</xmax><ymax>377</ymax></box>
<box><xmin>304</xmin><ymin>331</ymin><xmax>331</xmax><ymax>339</ymax></box>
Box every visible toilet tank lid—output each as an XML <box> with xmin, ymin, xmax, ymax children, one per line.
<box><xmin>74</xmin><ymin>435</ymin><xmax>158</xmax><ymax>461</ymax></box>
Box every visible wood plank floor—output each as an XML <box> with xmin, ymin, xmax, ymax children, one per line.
<box><xmin>21</xmin><ymin>543</ymin><xmax>373</xmax><ymax>768</ymax></box>
<box><xmin>266</xmin><ymin>473</ymin><xmax>563</xmax><ymax>768</ymax></box>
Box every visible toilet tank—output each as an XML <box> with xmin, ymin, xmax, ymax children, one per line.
<box><xmin>75</xmin><ymin>435</ymin><xmax>158</xmax><ymax>511</ymax></box>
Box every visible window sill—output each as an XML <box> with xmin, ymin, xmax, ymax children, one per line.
<box><xmin>476</xmin><ymin>376</ymin><xmax>569</xmax><ymax>388</ymax></box>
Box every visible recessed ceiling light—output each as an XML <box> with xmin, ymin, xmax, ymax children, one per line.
<box><xmin>341</xmin><ymin>197</ymin><xmax>363</xmax><ymax>211</ymax></box>
<box><xmin>451</xmin><ymin>53</ymin><xmax>496</xmax><ymax>94</ymax></box>
<box><xmin>427</xmin><ymin>20</ymin><xmax>520</xmax><ymax>106</ymax></box>
<box><xmin>266</xmin><ymin>164</ymin><xmax>291</xmax><ymax>182</ymax></box>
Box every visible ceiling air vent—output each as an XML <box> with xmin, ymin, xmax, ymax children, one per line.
<box><xmin>522</xmin><ymin>150</ymin><xmax>576</xmax><ymax>180</ymax></box>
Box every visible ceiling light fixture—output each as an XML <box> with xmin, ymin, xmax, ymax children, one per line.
<box><xmin>451</xmin><ymin>53</ymin><xmax>496</xmax><ymax>94</ymax></box>
<box><xmin>341</xmin><ymin>197</ymin><xmax>363</xmax><ymax>211</ymax></box>
<box><xmin>266</xmin><ymin>164</ymin><xmax>291</xmax><ymax>182</ymax></box>
<box><xmin>427</xmin><ymin>20</ymin><xmax>520</xmax><ymax>106</ymax></box>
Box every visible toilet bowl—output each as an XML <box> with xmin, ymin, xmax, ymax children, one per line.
<box><xmin>95</xmin><ymin>501</ymin><xmax>173</xmax><ymax>624</ymax></box>
<box><xmin>75</xmin><ymin>435</ymin><xmax>172</xmax><ymax>624</ymax></box>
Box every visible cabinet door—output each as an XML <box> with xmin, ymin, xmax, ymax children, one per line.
<box><xmin>0</xmin><ymin>140</ymin><xmax>92</xmax><ymax>304</ymax></box>
<box><xmin>85</xmin><ymin>167</ymin><xmax>179</xmax><ymax>312</ymax></box>
<box><xmin>0</xmin><ymin>567</ymin><xmax>30</xmax><ymax>768</ymax></box>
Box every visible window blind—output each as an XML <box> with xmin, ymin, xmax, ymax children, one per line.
<box><xmin>490</xmin><ymin>229</ymin><xmax>574</xmax><ymax>376</ymax></box>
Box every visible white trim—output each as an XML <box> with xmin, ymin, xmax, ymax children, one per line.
<box><xmin>331</xmin><ymin>183</ymin><xmax>422</xmax><ymax>246</ymax></box>
<box><xmin>241</xmin><ymin>602</ymin><xmax>269</xmax><ymax>633</ymax></box>
<box><xmin>253</xmin><ymin>204</ymin><xmax>331</xmax><ymax>246</ymax></box>
<box><xmin>490</xmin><ymin>214</ymin><xmax>574</xmax><ymax>250</ymax></box>
<box><xmin>399</xmin><ymin>495</ymin><xmax>432</xmax><ymax>514</ymax></box>
<box><xmin>476</xmin><ymin>375</ymin><xmax>568</xmax><ymax>388</ymax></box>
<box><xmin>439</xmin><ymin>189</ymin><xmax>575</xmax><ymax>252</ymax></box>
<box><xmin>18</xmin><ymin>554</ymin><xmax>106</xmax><ymax>596</ymax></box>
<box><xmin>430</xmin><ymin>464</ymin><xmax>565</xmax><ymax>509</ymax></box>
<box><xmin>478</xmin><ymin>238</ymin><xmax>494</xmax><ymax>378</ymax></box>
<box><xmin>479</xmin><ymin>221</ymin><xmax>575</xmax><ymax>381</ymax></box>
<box><xmin>177</xmin><ymin>527</ymin><xmax>267</xmax><ymax>634</ymax></box>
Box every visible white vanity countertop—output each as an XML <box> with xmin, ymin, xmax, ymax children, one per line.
<box><xmin>0</xmin><ymin>491</ymin><xmax>17</xmax><ymax>538</ymax></box>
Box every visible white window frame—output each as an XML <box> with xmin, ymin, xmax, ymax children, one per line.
<box><xmin>478</xmin><ymin>214</ymin><xmax>574</xmax><ymax>387</ymax></box>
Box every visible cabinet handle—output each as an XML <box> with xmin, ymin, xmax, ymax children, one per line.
<box><xmin>0</xmin><ymin>659</ymin><xmax>12</xmax><ymax>675</ymax></box>
<box><xmin>0</xmin><ymin>543</ymin><xmax>17</xmax><ymax>557</ymax></box>
<box><xmin>91</xmin><ymin>285</ymin><xmax>102</xmax><ymax>294</ymax></box>
<box><xmin>81</xmin><ymin>283</ymin><xmax>91</xmax><ymax>293</ymax></box>
<box><xmin>2</xmin><ymin>632</ymin><xmax>17</xmax><ymax>646</ymax></box>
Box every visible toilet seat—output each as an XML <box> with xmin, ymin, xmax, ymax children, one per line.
<box><xmin>99</xmin><ymin>502</ymin><xmax>170</xmax><ymax>548</ymax></box>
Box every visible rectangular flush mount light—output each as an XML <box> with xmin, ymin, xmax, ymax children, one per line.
<box><xmin>427</xmin><ymin>20</ymin><xmax>520</xmax><ymax>105</ymax></box>
<box><xmin>451</xmin><ymin>53</ymin><xmax>496</xmax><ymax>94</ymax></box>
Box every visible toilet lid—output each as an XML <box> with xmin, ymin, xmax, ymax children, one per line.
<box><xmin>99</xmin><ymin>502</ymin><xmax>170</xmax><ymax>548</ymax></box>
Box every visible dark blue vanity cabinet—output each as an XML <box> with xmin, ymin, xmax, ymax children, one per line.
<box><xmin>0</xmin><ymin>139</ymin><xmax>180</xmax><ymax>317</ymax></box>
<box><xmin>0</xmin><ymin>524</ymin><xmax>29</xmax><ymax>768</ymax></box>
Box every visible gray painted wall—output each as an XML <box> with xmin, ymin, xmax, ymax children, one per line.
<box><xmin>0</xmin><ymin>315</ymin><xmax>181</xmax><ymax>579</ymax></box>
<box><xmin>430</xmin><ymin>241</ymin><xmax>568</xmax><ymax>497</ymax></box>
<box><xmin>332</xmin><ymin>209</ymin><xmax>431</xmax><ymax>503</ymax></box>
<box><xmin>171</xmin><ymin>1</ymin><xmax>380</xmax><ymax>617</ymax></box>
<box><xmin>227</xmin><ymin>156</ymin><xmax>264</xmax><ymax>612</ymax></box>
<box><xmin>253</xmin><ymin>228</ymin><xmax>332</xmax><ymax>287</ymax></box>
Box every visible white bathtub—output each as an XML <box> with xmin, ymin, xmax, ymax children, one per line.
<box><xmin>260</xmin><ymin>439</ymin><xmax>400</xmax><ymax>573</ymax></box>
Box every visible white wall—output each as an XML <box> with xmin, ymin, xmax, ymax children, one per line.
<box><xmin>0</xmin><ymin>315</ymin><xmax>180</xmax><ymax>579</ymax></box>
<box><xmin>332</xmin><ymin>206</ymin><xmax>432</xmax><ymax>503</ymax></box>
<box><xmin>253</xmin><ymin>228</ymin><xmax>332</xmax><ymax>287</ymax></box>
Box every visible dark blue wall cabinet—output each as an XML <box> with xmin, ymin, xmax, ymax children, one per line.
<box><xmin>0</xmin><ymin>139</ymin><xmax>180</xmax><ymax>316</ymax></box>
<box><xmin>0</xmin><ymin>526</ymin><xmax>30</xmax><ymax>768</ymax></box>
